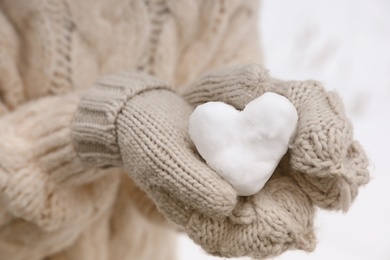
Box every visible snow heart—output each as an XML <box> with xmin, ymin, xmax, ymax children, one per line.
<box><xmin>189</xmin><ymin>92</ymin><xmax>298</xmax><ymax>196</ymax></box>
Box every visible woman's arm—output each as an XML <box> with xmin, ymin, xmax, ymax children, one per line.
<box><xmin>0</xmin><ymin>7</ymin><xmax>124</xmax><ymax>257</ymax></box>
<box><xmin>0</xmin><ymin>92</ymin><xmax>122</xmax><ymax>260</ymax></box>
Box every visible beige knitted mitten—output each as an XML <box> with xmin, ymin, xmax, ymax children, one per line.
<box><xmin>153</xmin><ymin>168</ymin><xmax>316</xmax><ymax>259</ymax></box>
<box><xmin>73</xmin><ymin>71</ymin><xmax>316</xmax><ymax>259</ymax></box>
<box><xmin>72</xmin><ymin>72</ymin><xmax>237</xmax><ymax>221</ymax></box>
<box><xmin>183</xmin><ymin>63</ymin><xmax>370</xmax><ymax>212</ymax></box>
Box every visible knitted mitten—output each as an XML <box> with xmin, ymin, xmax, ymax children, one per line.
<box><xmin>182</xmin><ymin>63</ymin><xmax>370</xmax><ymax>212</ymax></box>
<box><xmin>73</xmin><ymin>70</ymin><xmax>316</xmax><ymax>259</ymax></box>
<box><xmin>72</xmin><ymin>72</ymin><xmax>237</xmax><ymax>221</ymax></box>
<box><xmin>153</xmin><ymin>166</ymin><xmax>316</xmax><ymax>259</ymax></box>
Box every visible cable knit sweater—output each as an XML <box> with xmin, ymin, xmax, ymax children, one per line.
<box><xmin>0</xmin><ymin>1</ymin><xmax>370</xmax><ymax>260</ymax></box>
<box><xmin>0</xmin><ymin>1</ymin><xmax>263</xmax><ymax>260</ymax></box>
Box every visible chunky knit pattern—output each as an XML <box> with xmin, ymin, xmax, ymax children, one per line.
<box><xmin>153</xmin><ymin>171</ymin><xmax>316</xmax><ymax>258</ymax></box>
<box><xmin>74</xmin><ymin>72</ymin><xmax>237</xmax><ymax>218</ymax></box>
<box><xmin>72</xmin><ymin>72</ymin><xmax>171</xmax><ymax>167</ymax></box>
<box><xmin>72</xmin><ymin>70</ymin><xmax>318</xmax><ymax>259</ymax></box>
<box><xmin>0</xmin><ymin>1</ymin><xmax>369</xmax><ymax>260</ymax></box>
<box><xmin>182</xmin><ymin>63</ymin><xmax>270</xmax><ymax>109</ymax></box>
<box><xmin>187</xmin><ymin>175</ymin><xmax>316</xmax><ymax>258</ymax></box>
<box><xmin>71</xmin><ymin>63</ymin><xmax>369</xmax><ymax>258</ymax></box>
<box><xmin>273</xmin><ymin>80</ymin><xmax>370</xmax><ymax>211</ymax></box>
<box><xmin>0</xmin><ymin>0</ymin><xmax>263</xmax><ymax>258</ymax></box>
<box><xmin>183</xmin><ymin>64</ymin><xmax>370</xmax><ymax>213</ymax></box>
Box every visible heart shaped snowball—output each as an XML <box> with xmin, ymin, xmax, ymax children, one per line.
<box><xmin>189</xmin><ymin>92</ymin><xmax>298</xmax><ymax>196</ymax></box>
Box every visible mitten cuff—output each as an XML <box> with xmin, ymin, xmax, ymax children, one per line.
<box><xmin>72</xmin><ymin>72</ymin><xmax>171</xmax><ymax>167</ymax></box>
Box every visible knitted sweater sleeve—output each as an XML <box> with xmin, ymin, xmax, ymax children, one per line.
<box><xmin>0</xmin><ymin>92</ymin><xmax>123</xmax><ymax>259</ymax></box>
<box><xmin>0</xmin><ymin>10</ymin><xmax>124</xmax><ymax>258</ymax></box>
<box><xmin>206</xmin><ymin>0</ymin><xmax>264</xmax><ymax>70</ymax></box>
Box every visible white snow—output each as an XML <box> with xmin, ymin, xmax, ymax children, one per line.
<box><xmin>189</xmin><ymin>92</ymin><xmax>298</xmax><ymax>196</ymax></box>
<box><xmin>179</xmin><ymin>0</ymin><xmax>390</xmax><ymax>259</ymax></box>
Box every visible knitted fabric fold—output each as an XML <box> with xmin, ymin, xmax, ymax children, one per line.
<box><xmin>182</xmin><ymin>63</ymin><xmax>269</xmax><ymax>110</ymax></box>
<box><xmin>72</xmin><ymin>72</ymin><xmax>171</xmax><ymax>168</ymax></box>
<box><xmin>0</xmin><ymin>94</ymin><xmax>83</xmax><ymax>186</ymax></box>
<box><xmin>183</xmin><ymin>64</ymin><xmax>370</xmax><ymax>212</ymax></box>
<box><xmin>0</xmin><ymin>93</ymin><xmax>120</xmax><ymax>233</ymax></box>
<box><xmin>0</xmin><ymin>1</ymin><xmax>276</xmax><ymax>259</ymax></box>
<box><xmin>115</xmin><ymin>89</ymin><xmax>237</xmax><ymax>219</ymax></box>
<box><xmin>72</xmin><ymin>72</ymin><xmax>237</xmax><ymax>220</ymax></box>
<box><xmin>188</xmin><ymin>176</ymin><xmax>316</xmax><ymax>259</ymax></box>
<box><xmin>272</xmin><ymin>80</ymin><xmax>370</xmax><ymax>211</ymax></box>
<box><xmin>151</xmin><ymin>168</ymin><xmax>316</xmax><ymax>259</ymax></box>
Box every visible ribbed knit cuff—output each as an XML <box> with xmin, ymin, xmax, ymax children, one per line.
<box><xmin>72</xmin><ymin>72</ymin><xmax>171</xmax><ymax>167</ymax></box>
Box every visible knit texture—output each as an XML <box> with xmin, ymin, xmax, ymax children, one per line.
<box><xmin>0</xmin><ymin>0</ymin><xmax>264</xmax><ymax>259</ymax></box>
<box><xmin>189</xmin><ymin>175</ymin><xmax>315</xmax><ymax>258</ymax></box>
<box><xmin>153</xmin><ymin>170</ymin><xmax>316</xmax><ymax>259</ymax></box>
<box><xmin>183</xmin><ymin>64</ymin><xmax>370</xmax><ymax>212</ymax></box>
<box><xmin>73</xmin><ymin>72</ymin><xmax>237</xmax><ymax>220</ymax></box>
<box><xmin>0</xmin><ymin>94</ymin><xmax>121</xmax><ymax>260</ymax></box>
<box><xmin>182</xmin><ymin>63</ymin><xmax>270</xmax><ymax>109</ymax></box>
<box><xmin>271</xmin><ymin>79</ymin><xmax>370</xmax><ymax>211</ymax></box>
<box><xmin>72</xmin><ymin>72</ymin><xmax>171</xmax><ymax>167</ymax></box>
<box><xmin>0</xmin><ymin>0</ymin><xmax>369</xmax><ymax>259</ymax></box>
<box><xmin>71</xmin><ymin>70</ymin><xmax>318</xmax><ymax>258</ymax></box>
<box><xmin>0</xmin><ymin>0</ymin><xmax>266</xmax><ymax>259</ymax></box>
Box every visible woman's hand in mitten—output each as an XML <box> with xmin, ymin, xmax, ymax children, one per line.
<box><xmin>72</xmin><ymin>72</ymin><xmax>237</xmax><ymax>224</ymax></box>
<box><xmin>182</xmin><ymin>63</ymin><xmax>370</xmax><ymax>212</ymax></box>
<box><xmin>153</xmin><ymin>166</ymin><xmax>316</xmax><ymax>259</ymax></box>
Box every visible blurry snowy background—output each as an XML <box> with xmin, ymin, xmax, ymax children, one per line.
<box><xmin>178</xmin><ymin>0</ymin><xmax>390</xmax><ymax>259</ymax></box>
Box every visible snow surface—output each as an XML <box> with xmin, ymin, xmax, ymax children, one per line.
<box><xmin>189</xmin><ymin>92</ymin><xmax>298</xmax><ymax>196</ymax></box>
<box><xmin>178</xmin><ymin>0</ymin><xmax>390</xmax><ymax>259</ymax></box>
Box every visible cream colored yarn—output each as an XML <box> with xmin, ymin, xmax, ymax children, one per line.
<box><xmin>184</xmin><ymin>63</ymin><xmax>370</xmax><ymax>212</ymax></box>
<box><xmin>73</xmin><ymin>72</ymin><xmax>238</xmax><ymax>219</ymax></box>
<box><xmin>72</xmin><ymin>70</ymin><xmax>317</xmax><ymax>259</ymax></box>
<box><xmin>0</xmin><ymin>0</ymin><xmax>369</xmax><ymax>259</ymax></box>
<box><xmin>272</xmin><ymin>79</ymin><xmax>370</xmax><ymax>212</ymax></box>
